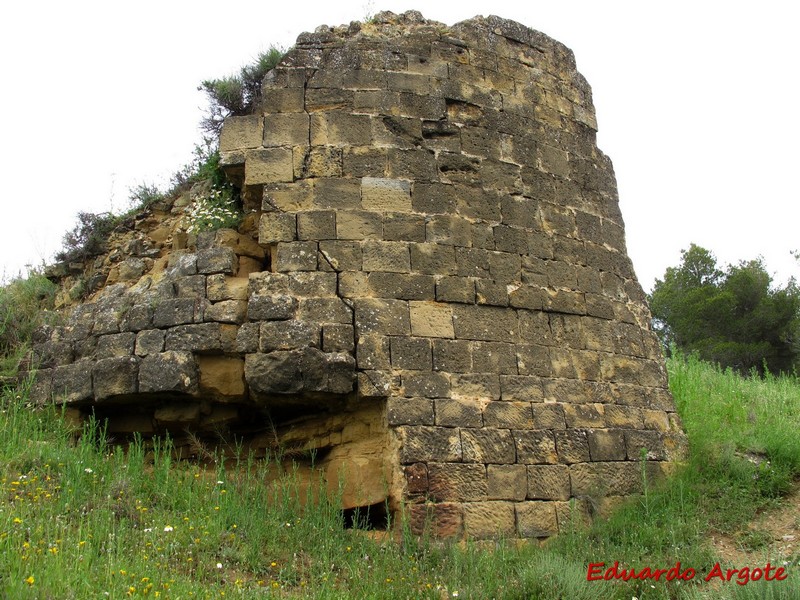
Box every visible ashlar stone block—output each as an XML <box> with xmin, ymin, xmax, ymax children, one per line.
<box><xmin>483</xmin><ymin>401</ymin><xmax>534</xmax><ymax>429</ymax></box>
<box><xmin>335</xmin><ymin>210</ymin><xmax>383</xmax><ymax>240</ymax></box>
<box><xmin>463</xmin><ymin>501</ymin><xmax>516</xmax><ymax>539</ymax></box>
<box><xmin>274</xmin><ymin>241</ymin><xmax>318</xmax><ymax>272</ymax></box>
<box><xmin>462</xmin><ymin>428</ymin><xmax>516</xmax><ymax>464</ymax></box>
<box><xmin>245</xmin><ymin>148</ymin><xmax>294</xmax><ymax>184</ymax></box>
<box><xmin>139</xmin><ymin>351</ymin><xmax>199</xmax><ymax>395</ymax></box>
<box><xmin>526</xmin><ymin>464</ymin><xmax>570</xmax><ymax>500</ymax></box>
<box><xmin>259</xmin><ymin>212</ymin><xmax>297</xmax><ymax>244</ymax></box>
<box><xmin>219</xmin><ymin>115</ymin><xmax>264</xmax><ymax>152</ymax></box>
<box><xmin>361</xmin><ymin>177</ymin><xmax>412</xmax><ymax>212</ymax></box>
<box><xmin>428</xmin><ymin>463</ymin><xmax>488</xmax><ymax>502</ymax></box>
<box><xmin>409</xmin><ymin>301</ymin><xmax>454</xmax><ymax>338</ymax></box>
<box><xmin>362</xmin><ymin>241</ymin><xmax>411</xmax><ymax>273</ymax></box>
<box><xmin>135</xmin><ymin>329</ymin><xmax>165</xmax><ymax>357</ymax></box>
<box><xmin>353</xmin><ymin>298</ymin><xmax>410</xmax><ymax>336</ymax></box>
<box><xmin>397</xmin><ymin>426</ymin><xmax>462</xmax><ymax>463</ymax></box>
<box><xmin>516</xmin><ymin>501</ymin><xmax>558</xmax><ymax>538</ymax></box>
<box><xmin>263</xmin><ymin>113</ymin><xmax>310</xmax><ymax>147</ymax></box>
<box><xmin>390</xmin><ymin>336</ymin><xmax>432</xmax><ymax>371</ymax></box>
<box><xmin>93</xmin><ymin>356</ymin><xmax>139</xmax><ymax>400</ymax></box>
<box><xmin>514</xmin><ymin>429</ymin><xmax>558</xmax><ymax>464</ymax></box>
<box><xmin>487</xmin><ymin>465</ymin><xmax>528</xmax><ymax>500</ymax></box>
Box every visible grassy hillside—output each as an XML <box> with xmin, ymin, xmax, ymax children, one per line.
<box><xmin>1</xmin><ymin>355</ymin><xmax>799</xmax><ymax>598</ymax></box>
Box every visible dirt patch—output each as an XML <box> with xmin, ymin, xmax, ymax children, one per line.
<box><xmin>710</xmin><ymin>482</ymin><xmax>800</xmax><ymax>566</ymax></box>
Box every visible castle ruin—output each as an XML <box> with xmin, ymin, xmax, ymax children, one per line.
<box><xmin>27</xmin><ymin>11</ymin><xmax>686</xmax><ymax>539</ymax></box>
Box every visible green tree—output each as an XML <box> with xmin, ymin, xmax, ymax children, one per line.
<box><xmin>649</xmin><ymin>244</ymin><xmax>800</xmax><ymax>374</ymax></box>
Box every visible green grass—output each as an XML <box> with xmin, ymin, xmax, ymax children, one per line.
<box><xmin>0</xmin><ymin>274</ymin><xmax>56</xmax><ymax>378</ymax></box>
<box><xmin>2</xmin><ymin>354</ymin><xmax>800</xmax><ymax>598</ymax></box>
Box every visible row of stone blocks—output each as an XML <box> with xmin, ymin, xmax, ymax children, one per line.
<box><xmin>403</xmin><ymin>460</ymin><xmax>672</xmax><ymax>505</ymax></box>
<box><xmin>255</xmin><ymin>176</ymin><xmax>622</xmax><ymax>248</ymax></box>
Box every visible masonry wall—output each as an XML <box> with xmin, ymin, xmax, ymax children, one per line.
<box><xmin>28</xmin><ymin>11</ymin><xmax>686</xmax><ymax>539</ymax></box>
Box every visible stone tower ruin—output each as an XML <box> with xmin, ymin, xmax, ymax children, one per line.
<box><xmin>28</xmin><ymin>11</ymin><xmax>686</xmax><ymax>539</ymax></box>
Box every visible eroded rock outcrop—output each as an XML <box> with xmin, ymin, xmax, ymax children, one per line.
<box><xmin>27</xmin><ymin>11</ymin><xmax>686</xmax><ymax>538</ymax></box>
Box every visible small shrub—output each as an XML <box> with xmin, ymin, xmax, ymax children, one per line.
<box><xmin>199</xmin><ymin>47</ymin><xmax>285</xmax><ymax>135</ymax></box>
<box><xmin>56</xmin><ymin>211</ymin><xmax>121</xmax><ymax>263</ymax></box>
<box><xmin>127</xmin><ymin>182</ymin><xmax>166</xmax><ymax>210</ymax></box>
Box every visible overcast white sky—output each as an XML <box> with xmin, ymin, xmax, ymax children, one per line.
<box><xmin>1</xmin><ymin>0</ymin><xmax>797</xmax><ymax>291</ymax></box>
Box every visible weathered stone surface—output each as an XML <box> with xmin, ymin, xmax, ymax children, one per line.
<box><xmin>152</xmin><ymin>298</ymin><xmax>201</xmax><ymax>328</ymax></box>
<box><xmin>390</xmin><ymin>336</ymin><xmax>431</xmax><ymax>371</ymax></box>
<box><xmin>353</xmin><ymin>298</ymin><xmax>410</xmax><ymax>335</ymax></box>
<box><xmin>139</xmin><ymin>351</ymin><xmax>199</xmax><ymax>394</ymax></box>
<box><xmin>428</xmin><ymin>463</ymin><xmax>488</xmax><ymax>502</ymax></box>
<box><xmin>51</xmin><ymin>360</ymin><xmax>93</xmax><ymax>404</ymax></box>
<box><xmin>259</xmin><ymin>212</ymin><xmax>297</xmax><ymax>244</ymax></box>
<box><xmin>569</xmin><ymin>461</ymin><xmax>645</xmax><ymax>497</ymax></box>
<box><xmin>387</xmin><ymin>397</ymin><xmax>434</xmax><ymax>426</ymax></box>
<box><xmin>462</xmin><ymin>428</ymin><xmax>516</xmax><ymax>463</ymax></box>
<box><xmin>122</xmin><ymin>304</ymin><xmax>153</xmax><ymax>332</ymax></box>
<box><xmin>93</xmin><ymin>356</ymin><xmax>139</xmax><ymax>400</ymax></box>
<box><xmin>165</xmin><ymin>323</ymin><xmax>222</xmax><ymax>353</ymax></box>
<box><xmin>587</xmin><ymin>429</ymin><xmax>626</xmax><ymax>461</ymax></box>
<box><xmin>398</xmin><ymin>426</ymin><xmax>462</xmax><ymax>463</ymax></box>
<box><xmin>297</xmin><ymin>297</ymin><xmax>353</xmax><ymax>324</ymax></box>
<box><xmin>28</xmin><ymin>368</ymin><xmax>53</xmax><ymax>405</ymax></box>
<box><xmin>361</xmin><ymin>177</ymin><xmax>412</xmax><ymax>212</ymax></box>
<box><xmin>516</xmin><ymin>501</ymin><xmax>559</xmax><ymax>538</ymax></box>
<box><xmin>29</xmin><ymin>338</ymin><xmax>73</xmax><ymax>366</ymax></box>
<box><xmin>197</xmin><ymin>355</ymin><xmax>246</xmax><ymax>397</ymax></box>
<box><xmin>135</xmin><ymin>329</ymin><xmax>165</xmax><ymax>356</ymax></box>
<box><xmin>274</xmin><ymin>241</ymin><xmax>318</xmax><ymax>271</ymax></box>
<box><xmin>527</xmin><ymin>464</ymin><xmax>570</xmax><ymax>500</ymax></box>
<box><xmin>514</xmin><ymin>430</ymin><xmax>558</xmax><ymax>464</ymax></box>
<box><xmin>220</xmin><ymin>115</ymin><xmax>263</xmax><ymax>152</ymax></box>
<box><xmin>357</xmin><ymin>370</ymin><xmax>394</xmax><ymax>398</ymax></box>
<box><xmin>204</xmin><ymin>300</ymin><xmax>247</xmax><ymax>324</ymax></box>
<box><xmin>322</xmin><ymin>323</ymin><xmax>355</xmax><ymax>353</ymax></box>
<box><xmin>401</xmin><ymin>371</ymin><xmax>450</xmax><ymax>398</ymax></box>
<box><xmin>245</xmin><ymin>348</ymin><xmax>355</xmax><ymax>396</ymax></box>
<box><xmin>297</xmin><ymin>211</ymin><xmax>336</xmax><ymax>241</ymax></box>
<box><xmin>463</xmin><ymin>501</ymin><xmax>517</xmax><ymax>539</ymax></box>
<box><xmin>96</xmin><ymin>333</ymin><xmax>136</xmax><ymax>358</ymax></box>
<box><xmin>409</xmin><ymin>301</ymin><xmax>454</xmax><ymax>338</ymax></box>
<box><xmin>408</xmin><ymin>502</ymin><xmax>463</xmax><ymax>538</ymax></box>
<box><xmin>487</xmin><ymin>465</ymin><xmax>528</xmax><ymax>500</ymax></box>
<box><xmin>259</xmin><ymin>320</ymin><xmax>319</xmax><ymax>351</ymax></box>
<box><xmin>206</xmin><ymin>275</ymin><xmax>249</xmax><ymax>302</ymax></box>
<box><xmin>197</xmin><ymin>247</ymin><xmax>237</xmax><ymax>275</ymax></box>
<box><xmin>245</xmin><ymin>148</ymin><xmax>294</xmax><ymax>184</ymax></box>
<box><xmin>248</xmin><ymin>294</ymin><xmax>297</xmax><ymax>321</ymax></box>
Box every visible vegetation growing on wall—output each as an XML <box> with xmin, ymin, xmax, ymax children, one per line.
<box><xmin>199</xmin><ymin>46</ymin><xmax>284</xmax><ymax>136</ymax></box>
